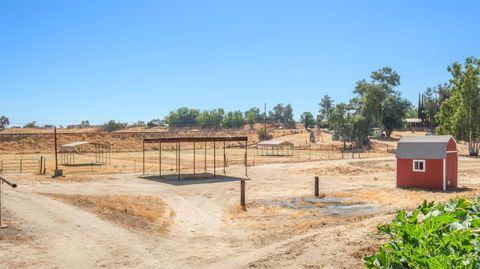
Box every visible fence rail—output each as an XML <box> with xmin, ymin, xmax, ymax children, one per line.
<box><xmin>0</xmin><ymin>157</ymin><xmax>45</xmax><ymax>174</ymax></box>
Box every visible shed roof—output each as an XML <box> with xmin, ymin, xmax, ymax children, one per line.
<box><xmin>396</xmin><ymin>135</ymin><xmax>453</xmax><ymax>159</ymax></box>
<box><xmin>405</xmin><ymin>118</ymin><xmax>422</xmax><ymax>123</ymax></box>
<box><xmin>257</xmin><ymin>140</ymin><xmax>293</xmax><ymax>147</ymax></box>
<box><xmin>61</xmin><ymin>141</ymin><xmax>108</xmax><ymax>148</ymax></box>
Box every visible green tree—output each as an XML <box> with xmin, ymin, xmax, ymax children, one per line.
<box><xmin>437</xmin><ymin>57</ymin><xmax>480</xmax><ymax>156</ymax></box>
<box><xmin>382</xmin><ymin>94</ymin><xmax>411</xmax><ymax>137</ymax></box>
<box><xmin>164</xmin><ymin>107</ymin><xmax>200</xmax><ymax>127</ymax></box>
<box><xmin>328</xmin><ymin>103</ymin><xmax>352</xmax><ymax>149</ymax></box>
<box><xmin>318</xmin><ymin>95</ymin><xmax>334</xmax><ymax>122</ymax></box>
<box><xmin>223</xmin><ymin>110</ymin><xmax>244</xmax><ymax>129</ymax></box>
<box><xmin>300</xmin><ymin>112</ymin><xmax>315</xmax><ymax>129</ymax></box>
<box><xmin>420</xmin><ymin>83</ymin><xmax>451</xmax><ymax>129</ymax></box>
<box><xmin>354</xmin><ymin>67</ymin><xmax>401</xmax><ymax>128</ymax></box>
<box><xmin>269</xmin><ymin>103</ymin><xmax>295</xmax><ymax>128</ymax></box>
<box><xmin>350</xmin><ymin>114</ymin><xmax>370</xmax><ymax>146</ymax></box>
<box><xmin>197</xmin><ymin>108</ymin><xmax>224</xmax><ymax>129</ymax></box>
<box><xmin>244</xmin><ymin>107</ymin><xmax>261</xmax><ymax>127</ymax></box>
<box><xmin>0</xmin><ymin>116</ymin><xmax>9</xmax><ymax>128</ymax></box>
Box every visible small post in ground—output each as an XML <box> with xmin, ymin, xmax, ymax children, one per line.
<box><xmin>240</xmin><ymin>179</ymin><xmax>246</xmax><ymax>210</ymax></box>
<box><xmin>314</xmin><ymin>176</ymin><xmax>319</xmax><ymax>197</ymax></box>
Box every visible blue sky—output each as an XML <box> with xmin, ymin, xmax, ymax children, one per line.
<box><xmin>1</xmin><ymin>1</ymin><xmax>479</xmax><ymax>126</ymax></box>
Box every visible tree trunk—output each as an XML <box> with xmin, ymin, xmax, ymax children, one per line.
<box><xmin>469</xmin><ymin>140</ymin><xmax>479</xmax><ymax>156</ymax></box>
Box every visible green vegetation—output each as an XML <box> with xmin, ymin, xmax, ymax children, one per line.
<box><xmin>366</xmin><ymin>198</ymin><xmax>480</xmax><ymax>268</ymax></box>
<box><xmin>23</xmin><ymin>121</ymin><xmax>38</xmax><ymax>128</ymax></box>
<box><xmin>300</xmin><ymin>112</ymin><xmax>315</xmax><ymax>129</ymax></box>
<box><xmin>80</xmin><ymin>120</ymin><xmax>91</xmax><ymax>128</ymax></box>
<box><xmin>245</xmin><ymin>107</ymin><xmax>261</xmax><ymax>127</ymax></box>
<box><xmin>163</xmin><ymin>103</ymin><xmax>293</xmax><ymax>129</ymax></box>
<box><xmin>318</xmin><ymin>95</ymin><xmax>334</xmax><ymax>125</ymax></box>
<box><xmin>268</xmin><ymin>103</ymin><xmax>295</xmax><ymax>128</ymax></box>
<box><xmin>437</xmin><ymin>57</ymin><xmax>480</xmax><ymax>156</ymax></box>
<box><xmin>418</xmin><ymin>83</ymin><xmax>451</xmax><ymax>129</ymax></box>
<box><xmin>101</xmin><ymin>120</ymin><xmax>128</xmax><ymax>132</ymax></box>
<box><xmin>328</xmin><ymin>67</ymin><xmax>411</xmax><ymax>147</ymax></box>
<box><xmin>222</xmin><ymin>110</ymin><xmax>244</xmax><ymax>129</ymax></box>
<box><xmin>257</xmin><ymin>127</ymin><xmax>272</xmax><ymax>141</ymax></box>
<box><xmin>0</xmin><ymin>115</ymin><xmax>9</xmax><ymax>128</ymax></box>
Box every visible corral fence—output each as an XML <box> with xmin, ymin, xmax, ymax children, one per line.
<box><xmin>0</xmin><ymin>156</ymin><xmax>46</xmax><ymax>174</ymax></box>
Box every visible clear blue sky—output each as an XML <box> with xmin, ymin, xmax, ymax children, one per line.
<box><xmin>1</xmin><ymin>1</ymin><xmax>479</xmax><ymax>126</ymax></box>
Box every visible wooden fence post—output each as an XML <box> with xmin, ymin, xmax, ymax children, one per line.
<box><xmin>315</xmin><ymin>176</ymin><xmax>319</xmax><ymax>197</ymax></box>
<box><xmin>39</xmin><ymin>156</ymin><xmax>43</xmax><ymax>174</ymax></box>
<box><xmin>240</xmin><ymin>179</ymin><xmax>246</xmax><ymax>209</ymax></box>
<box><xmin>20</xmin><ymin>159</ymin><xmax>22</xmax><ymax>173</ymax></box>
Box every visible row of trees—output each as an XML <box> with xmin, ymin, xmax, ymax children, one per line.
<box><xmin>163</xmin><ymin>103</ymin><xmax>295</xmax><ymax>129</ymax></box>
<box><xmin>319</xmin><ymin>56</ymin><xmax>480</xmax><ymax>156</ymax></box>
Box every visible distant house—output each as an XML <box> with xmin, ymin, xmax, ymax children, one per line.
<box><xmin>404</xmin><ymin>118</ymin><xmax>422</xmax><ymax>128</ymax></box>
<box><xmin>396</xmin><ymin>135</ymin><xmax>458</xmax><ymax>191</ymax></box>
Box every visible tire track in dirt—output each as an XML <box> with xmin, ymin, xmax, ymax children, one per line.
<box><xmin>4</xmin><ymin>189</ymin><xmax>178</xmax><ymax>268</ymax></box>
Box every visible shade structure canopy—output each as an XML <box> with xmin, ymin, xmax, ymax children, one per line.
<box><xmin>59</xmin><ymin>141</ymin><xmax>111</xmax><ymax>165</ymax></box>
<box><xmin>60</xmin><ymin>141</ymin><xmax>110</xmax><ymax>151</ymax></box>
<box><xmin>142</xmin><ymin>136</ymin><xmax>248</xmax><ymax>180</ymax></box>
<box><xmin>256</xmin><ymin>140</ymin><xmax>294</xmax><ymax>156</ymax></box>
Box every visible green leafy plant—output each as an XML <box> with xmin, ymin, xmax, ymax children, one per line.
<box><xmin>366</xmin><ymin>198</ymin><xmax>480</xmax><ymax>268</ymax></box>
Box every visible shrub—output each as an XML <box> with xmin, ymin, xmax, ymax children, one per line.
<box><xmin>365</xmin><ymin>198</ymin><xmax>480</xmax><ymax>268</ymax></box>
<box><xmin>101</xmin><ymin>120</ymin><xmax>127</xmax><ymax>132</ymax></box>
<box><xmin>258</xmin><ymin>128</ymin><xmax>272</xmax><ymax>141</ymax></box>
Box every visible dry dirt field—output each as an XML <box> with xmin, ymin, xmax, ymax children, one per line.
<box><xmin>1</xmin><ymin>129</ymin><xmax>478</xmax><ymax>268</ymax></box>
<box><xmin>1</xmin><ymin>154</ymin><xmax>479</xmax><ymax>269</ymax></box>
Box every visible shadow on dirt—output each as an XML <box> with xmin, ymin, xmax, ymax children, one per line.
<box><xmin>139</xmin><ymin>173</ymin><xmax>250</xmax><ymax>186</ymax></box>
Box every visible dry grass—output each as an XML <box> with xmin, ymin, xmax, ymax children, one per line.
<box><xmin>303</xmin><ymin>164</ymin><xmax>384</xmax><ymax>176</ymax></box>
<box><xmin>331</xmin><ymin>187</ymin><xmax>480</xmax><ymax>210</ymax></box>
<box><xmin>43</xmin><ymin>193</ymin><xmax>175</xmax><ymax>233</ymax></box>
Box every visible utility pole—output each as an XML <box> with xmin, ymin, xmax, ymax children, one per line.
<box><xmin>264</xmin><ymin>103</ymin><xmax>267</xmax><ymax>132</ymax></box>
<box><xmin>54</xmin><ymin>127</ymin><xmax>58</xmax><ymax>170</ymax></box>
<box><xmin>53</xmin><ymin>127</ymin><xmax>63</xmax><ymax>177</ymax></box>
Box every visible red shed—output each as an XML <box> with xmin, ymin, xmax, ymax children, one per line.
<box><xmin>396</xmin><ymin>135</ymin><xmax>458</xmax><ymax>191</ymax></box>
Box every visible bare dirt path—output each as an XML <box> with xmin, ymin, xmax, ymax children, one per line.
<box><xmin>2</xmin><ymin>190</ymin><xmax>176</xmax><ymax>268</ymax></box>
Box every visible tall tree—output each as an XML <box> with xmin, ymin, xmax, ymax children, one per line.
<box><xmin>437</xmin><ymin>57</ymin><xmax>480</xmax><ymax>156</ymax></box>
<box><xmin>0</xmin><ymin>115</ymin><xmax>9</xmax><ymax>129</ymax></box>
<box><xmin>318</xmin><ymin>95</ymin><xmax>334</xmax><ymax>122</ymax></box>
<box><xmin>352</xmin><ymin>67</ymin><xmax>406</xmax><ymax>139</ymax></box>
<box><xmin>420</xmin><ymin>83</ymin><xmax>451</xmax><ymax>129</ymax></box>
<box><xmin>268</xmin><ymin>103</ymin><xmax>295</xmax><ymax>128</ymax></box>
<box><xmin>353</xmin><ymin>67</ymin><xmax>401</xmax><ymax>129</ymax></box>
<box><xmin>328</xmin><ymin>103</ymin><xmax>352</xmax><ymax>149</ymax></box>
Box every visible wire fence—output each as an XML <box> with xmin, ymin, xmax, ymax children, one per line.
<box><xmin>0</xmin><ymin>144</ymin><xmax>396</xmax><ymax>176</ymax></box>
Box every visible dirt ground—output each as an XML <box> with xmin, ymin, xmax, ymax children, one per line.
<box><xmin>1</xmin><ymin>154</ymin><xmax>479</xmax><ymax>269</ymax></box>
